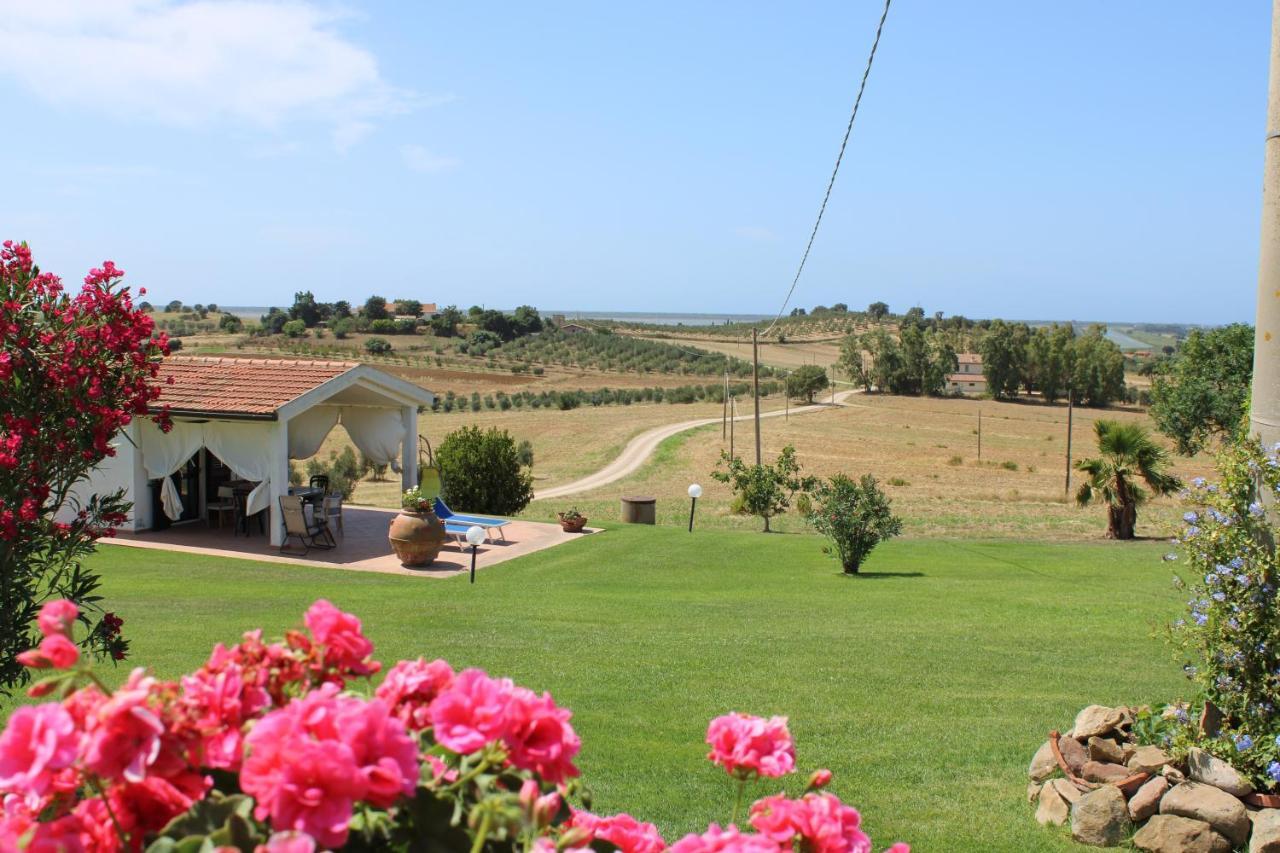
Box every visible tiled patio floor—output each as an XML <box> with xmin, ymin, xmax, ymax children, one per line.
<box><xmin>106</xmin><ymin>505</ymin><xmax>599</xmax><ymax>578</ymax></box>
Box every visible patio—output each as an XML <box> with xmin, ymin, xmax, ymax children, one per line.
<box><xmin>106</xmin><ymin>505</ymin><xmax>599</xmax><ymax>579</ymax></box>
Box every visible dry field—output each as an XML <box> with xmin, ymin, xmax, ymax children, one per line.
<box><xmin>517</xmin><ymin>393</ymin><xmax>1215</xmax><ymax>541</ymax></box>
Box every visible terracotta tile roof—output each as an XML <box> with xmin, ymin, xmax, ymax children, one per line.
<box><xmin>947</xmin><ymin>373</ymin><xmax>986</xmax><ymax>383</ymax></box>
<box><xmin>957</xmin><ymin>353</ymin><xmax>982</xmax><ymax>364</ymax></box>
<box><xmin>154</xmin><ymin>356</ymin><xmax>358</xmax><ymax>417</ymax></box>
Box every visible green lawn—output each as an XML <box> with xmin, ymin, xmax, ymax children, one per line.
<box><xmin>26</xmin><ymin>528</ymin><xmax>1187</xmax><ymax>851</ymax></box>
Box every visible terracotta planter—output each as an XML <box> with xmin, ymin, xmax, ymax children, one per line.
<box><xmin>388</xmin><ymin>510</ymin><xmax>447</xmax><ymax>567</ymax></box>
<box><xmin>558</xmin><ymin>514</ymin><xmax>588</xmax><ymax>533</ymax></box>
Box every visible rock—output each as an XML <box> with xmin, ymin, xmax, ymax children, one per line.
<box><xmin>1122</xmin><ymin>742</ymin><xmax>1137</xmax><ymax>763</ymax></box>
<box><xmin>1128</xmin><ymin>745</ymin><xmax>1171</xmax><ymax>774</ymax></box>
<box><xmin>1071</xmin><ymin>785</ymin><xmax>1131</xmax><ymax>847</ymax></box>
<box><xmin>1252</xmin><ymin>809</ymin><xmax>1280</xmax><ymax>853</ymax></box>
<box><xmin>1052</xmin><ymin>778</ymin><xmax>1084</xmax><ymax>805</ymax></box>
<box><xmin>1089</xmin><ymin>736</ymin><xmax>1126</xmax><ymax>764</ymax></box>
<box><xmin>1075</xmin><ymin>705</ymin><xmax>1126</xmax><ymax>740</ymax></box>
<box><xmin>1161</xmin><ymin>781</ymin><xmax>1251</xmax><ymax>847</ymax></box>
<box><xmin>1082</xmin><ymin>761</ymin><xmax>1131</xmax><ymax>784</ymax></box>
<box><xmin>1036</xmin><ymin>781</ymin><xmax>1070</xmax><ymax>826</ymax></box>
<box><xmin>1128</xmin><ymin>776</ymin><xmax>1169</xmax><ymax>822</ymax></box>
<box><xmin>1187</xmin><ymin>747</ymin><xmax>1255</xmax><ymax>797</ymax></box>
<box><xmin>1027</xmin><ymin>781</ymin><xmax>1041</xmax><ymax>803</ymax></box>
<box><xmin>1059</xmin><ymin>736</ymin><xmax>1089</xmax><ymax>774</ymax></box>
<box><xmin>1029</xmin><ymin>740</ymin><xmax>1058</xmax><ymax>782</ymax></box>
<box><xmin>1133</xmin><ymin>814</ymin><xmax>1230</xmax><ymax>853</ymax></box>
<box><xmin>1162</xmin><ymin>764</ymin><xmax>1186</xmax><ymax>784</ymax></box>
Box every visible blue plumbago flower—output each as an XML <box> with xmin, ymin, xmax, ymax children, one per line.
<box><xmin>1184</xmin><ymin>511</ymin><xmax>1200</xmax><ymax>524</ymax></box>
<box><xmin>1174</xmin><ymin>619</ymin><xmax>1186</xmax><ymax>628</ymax></box>
<box><xmin>1193</xmin><ymin>613</ymin><xmax>1208</xmax><ymax>625</ymax></box>
<box><xmin>1206</xmin><ymin>574</ymin><xmax>1219</xmax><ymax>585</ymax></box>
<box><xmin>1216</xmin><ymin>564</ymin><xmax>1233</xmax><ymax>577</ymax></box>
<box><xmin>1275</xmin><ymin>734</ymin><xmax>1280</xmax><ymax>747</ymax></box>
<box><xmin>1230</xmin><ymin>557</ymin><xmax>1245</xmax><ymax>569</ymax></box>
<box><xmin>1248</xmin><ymin>460</ymin><xmax>1261</xmax><ymax>474</ymax></box>
<box><xmin>1175</xmin><ymin>708</ymin><xmax>1190</xmax><ymax>723</ymax></box>
<box><xmin>1184</xmin><ymin>664</ymin><xmax>1198</xmax><ymax>677</ymax></box>
<box><xmin>1237</xmin><ymin>574</ymin><xmax>1251</xmax><ymax>587</ymax></box>
<box><xmin>1250</xmin><ymin>501</ymin><xmax>1266</xmax><ymax>517</ymax></box>
<box><xmin>1270</xmin><ymin>761</ymin><xmax>1280</xmax><ymax>783</ymax></box>
<box><xmin>1208</xmin><ymin>485</ymin><xmax>1220</xmax><ymax>493</ymax></box>
<box><xmin>1236</xmin><ymin>734</ymin><xmax>1254</xmax><ymax>751</ymax></box>
<box><xmin>1192</xmin><ymin>477</ymin><xmax>1207</xmax><ymax>488</ymax></box>
<box><xmin>1164</xmin><ymin>553</ymin><xmax>1180</xmax><ymax>563</ymax></box>
<box><xmin>1185</xmin><ymin>525</ymin><xmax>1201</xmax><ymax>538</ymax></box>
<box><xmin>1212</xmin><ymin>591</ymin><xmax>1227</xmax><ymax>602</ymax></box>
<box><xmin>1228</xmin><ymin>619</ymin><xmax>1240</xmax><ymax>630</ymax></box>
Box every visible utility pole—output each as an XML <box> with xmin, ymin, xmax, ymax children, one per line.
<box><xmin>730</xmin><ymin>396</ymin><xmax>736</xmax><ymax>459</ymax></box>
<box><xmin>1065</xmin><ymin>390</ymin><xmax>1074</xmax><ymax>495</ymax></box>
<box><xmin>1251</xmin><ymin>0</ymin><xmax>1280</xmax><ymax>453</ymax></box>
<box><xmin>752</xmin><ymin>327</ymin><xmax>762</xmax><ymax>466</ymax></box>
<box><xmin>977</xmin><ymin>409</ymin><xmax>982</xmax><ymax>462</ymax></box>
<box><xmin>721</xmin><ymin>369</ymin><xmax>728</xmax><ymax>440</ymax></box>
<box><xmin>831</xmin><ymin>363</ymin><xmax>836</xmax><ymax>404</ymax></box>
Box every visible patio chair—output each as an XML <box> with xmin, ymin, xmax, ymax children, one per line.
<box><xmin>309</xmin><ymin>474</ymin><xmax>330</xmax><ymax>494</ymax></box>
<box><xmin>208</xmin><ymin>486</ymin><xmax>237</xmax><ymax>529</ymax></box>
<box><xmin>433</xmin><ymin>497</ymin><xmax>508</xmax><ymax>541</ymax></box>
<box><xmin>322</xmin><ymin>493</ymin><xmax>344</xmax><ymax>537</ymax></box>
<box><xmin>279</xmin><ymin>495</ymin><xmax>335</xmax><ymax>556</ymax></box>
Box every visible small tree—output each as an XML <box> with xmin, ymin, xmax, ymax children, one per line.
<box><xmin>1149</xmin><ymin>324</ymin><xmax>1253</xmax><ymax>455</ymax></box>
<box><xmin>437</xmin><ymin>426</ymin><xmax>534</xmax><ymax>515</ymax></box>
<box><xmin>363</xmin><ymin>295</ymin><xmax>390</xmax><ymax>321</ymax></box>
<box><xmin>281</xmin><ymin>319</ymin><xmax>306</xmax><ymax>338</ymax></box>
<box><xmin>365</xmin><ymin>337</ymin><xmax>392</xmax><ymax>355</ymax></box>
<box><xmin>711</xmin><ymin>445</ymin><xmax>814</xmax><ymax>532</ymax></box>
<box><xmin>867</xmin><ymin>301</ymin><xmax>889</xmax><ymax>321</ymax></box>
<box><xmin>516</xmin><ymin>439</ymin><xmax>535</xmax><ymax>468</ymax></box>
<box><xmin>806</xmin><ymin>474</ymin><xmax>902</xmax><ymax>574</ymax></box>
<box><xmin>785</xmin><ymin>365</ymin><xmax>829</xmax><ymax>403</ymax></box>
<box><xmin>218</xmin><ymin>312</ymin><xmax>243</xmax><ymax>334</ymax></box>
<box><xmin>1074</xmin><ymin>419</ymin><xmax>1180</xmax><ymax>539</ymax></box>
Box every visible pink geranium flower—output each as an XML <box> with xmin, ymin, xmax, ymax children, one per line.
<box><xmin>670</xmin><ymin>823</ymin><xmax>781</xmax><ymax>853</ymax></box>
<box><xmin>375</xmin><ymin>658</ymin><xmax>454</xmax><ymax>730</ymax></box>
<box><xmin>428</xmin><ymin>668</ymin><xmax>514</xmax><ymax>754</ymax></box>
<box><xmin>706</xmin><ymin>713</ymin><xmax>795</xmax><ymax>779</ymax></box>
<box><xmin>0</xmin><ymin>704</ymin><xmax>78</xmax><ymax>803</ymax></box>
<box><xmin>751</xmin><ymin>793</ymin><xmax>871</xmax><ymax>853</ymax></box>
<box><xmin>245</xmin><ymin>736</ymin><xmax>363</xmax><ymax>849</ymax></box>
<box><xmin>16</xmin><ymin>634</ymin><xmax>79</xmax><ymax>669</ymax></box>
<box><xmin>304</xmin><ymin>600</ymin><xmax>380</xmax><ymax>679</ymax></box>
<box><xmin>333</xmin><ymin>697</ymin><xmax>419</xmax><ymax>807</ymax></box>
<box><xmin>82</xmin><ymin>670</ymin><xmax>164</xmax><ymax>783</ymax></box>
<box><xmin>36</xmin><ymin>599</ymin><xmax>78</xmax><ymax>638</ymax></box>
<box><xmin>503</xmin><ymin>687</ymin><xmax>581</xmax><ymax>783</ymax></box>
<box><xmin>568</xmin><ymin>810</ymin><xmax>666</xmax><ymax>853</ymax></box>
<box><xmin>259</xmin><ymin>831</ymin><xmax>319</xmax><ymax>853</ymax></box>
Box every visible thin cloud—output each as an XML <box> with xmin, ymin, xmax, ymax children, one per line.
<box><xmin>0</xmin><ymin>1</ymin><xmax>415</xmax><ymax>149</ymax></box>
<box><xmin>401</xmin><ymin>144</ymin><xmax>460</xmax><ymax>174</ymax></box>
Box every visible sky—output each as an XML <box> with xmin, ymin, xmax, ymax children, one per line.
<box><xmin>0</xmin><ymin>1</ymin><xmax>1272</xmax><ymax>324</ymax></box>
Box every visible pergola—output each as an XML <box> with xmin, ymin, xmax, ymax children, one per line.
<box><xmin>75</xmin><ymin>356</ymin><xmax>434</xmax><ymax>546</ymax></box>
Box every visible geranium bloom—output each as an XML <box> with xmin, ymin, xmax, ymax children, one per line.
<box><xmin>569</xmin><ymin>810</ymin><xmax>666</xmax><ymax>853</ymax></box>
<box><xmin>669</xmin><ymin>823</ymin><xmax>781</xmax><ymax>853</ymax></box>
<box><xmin>259</xmin><ymin>832</ymin><xmax>319</xmax><ymax>852</ymax></box>
<box><xmin>333</xmin><ymin>697</ymin><xmax>418</xmax><ymax>807</ymax></box>
<box><xmin>428</xmin><ymin>668</ymin><xmax>514</xmax><ymax>754</ymax></box>
<box><xmin>503</xmin><ymin>687</ymin><xmax>581</xmax><ymax>783</ymax></box>
<box><xmin>375</xmin><ymin>657</ymin><xmax>454</xmax><ymax>730</ymax></box>
<box><xmin>16</xmin><ymin>634</ymin><xmax>79</xmax><ymax>669</ymax></box>
<box><xmin>706</xmin><ymin>713</ymin><xmax>795</xmax><ymax>778</ymax></box>
<box><xmin>244</xmin><ymin>736</ymin><xmax>363</xmax><ymax>849</ymax></box>
<box><xmin>750</xmin><ymin>793</ymin><xmax>871</xmax><ymax>853</ymax></box>
<box><xmin>0</xmin><ymin>704</ymin><xmax>78</xmax><ymax>803</ymax></box>
<box><xmin>81</xmin><ymin>670</ymin><xmax>165</xmax><ymax>783</ymax></box>
<box><xmin>37</xmin><ymin>599</ymin><xmax>78</xmax><ymax>638</ymax></box>
<box><xmin>304</xmin><ymin>600</ymin><xmax>380</xmax><ymax>679</ymax></box>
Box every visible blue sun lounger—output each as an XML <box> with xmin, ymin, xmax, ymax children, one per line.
<box><xmin>434</xmin><ymin>497</ymin><xmax>509</xmax><ymax>542</ymax></box>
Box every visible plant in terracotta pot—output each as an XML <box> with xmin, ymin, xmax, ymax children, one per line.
<box><xmin>388</xmin><ymin>485</ymin><xmax>447</xmax><ymax>567</ymax></box>
<box><xmin>558</xmin><ymin>507</ymin><xmax>588</xmax><ymax>533</ymax></box>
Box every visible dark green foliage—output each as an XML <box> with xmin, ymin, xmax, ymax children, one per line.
<box><xmin>363</xmin><ymin>295</ymin><xmax>390</xmax><ymax>320</ymax></box>
<box><xmin>1149</xmin><ymin>323</ymin><xmax>1254</xmax><ymax>455</ymax></box>
<box><xmin>260</xmin><ymin>308</ymin><xmax>288</xmax><ymax>334</ymax></box>
<box><xmin>867</xmin><ymin>301</ymin><xmax>889</xmax><ymax>320</ymax></box>
<box><xmin>289</xmin><ymin>291</ymin><xmax>321</xmax><ymax>327</ymax></box>
<box><xmin>436</xmin><ymin>426</ymin><xmax>534</xmax><ymax>515</ymax></box>
<box><xmin>1074</xmin><ymin>419</ymin><xmax>1180</xmax><ymax>539</ymax></box>
<box><xmin>394</xmin><ymin>298</ymin><xmax>422</xmax><ymax>317</ymax></box>
<box><xmin>785</xmin><ymin>365</ymin><xmax>829</xmax><ymax>402</ymax></box>
<box><xmin>281</xmin><ymin>319</ymin><xmax>306</xmax><ymax>338</ymax></box>
<box><xmin>369</xmin><ymin>318</ymin><xmax>398</xmax><ymax>334</ymax></box>
<box><xmin>806</xmin><ymin>474</ymin><xmax>902</xmax><ymax>573</ymax></box>
<box><xmin>499</xmin><ymin>331</ymin><xmax>774</xmax><ymax>379</ymax></box>
<box><xmin>331</xmin><ymin>317</ymin><xmax>354</xmax><ymax>339</ymax></box>
<box><xmin>841</xmin><ymin>326</ymin><xmax>955</xmax><ymax>396</ymax></box>
<box><xmin>364</xmin><ymin>337</ymin><xmax>392</xmax><ymax>354</ymax></box>
<box><xmin>978</xmin><ymin>320</ymin><xmax>1028</xmax><ymax>400</ymax></box>
<box><xmin>431</xmin><ymin>305</ymin><xmax>463</xmax><ymax>337</ymax></box>
<box><xmin>711</xmin><ymin>445</ymin><xmax>815</xmax><ymax>532</ymax></box>
<box><xmin>218</xmin><ymin>313</ymin><xmax>243</xmax><ymax>334</ymax></box>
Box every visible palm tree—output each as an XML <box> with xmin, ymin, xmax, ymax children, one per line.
<box><xmin>1075</xmin><ymin>420</ymin><xmax>1181</xmax><ymax>539</ymax></box>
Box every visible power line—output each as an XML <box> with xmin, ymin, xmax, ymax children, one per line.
<box><xmin>762</xmin><ymin>0</ymin><xmax>892</xmax><ymax>338</ymax></box>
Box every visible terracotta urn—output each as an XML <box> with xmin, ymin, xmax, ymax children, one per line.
<box><xmin>388</xmin><ymin>510</ymin><xmax>447</xmax><ymax>567</ymax></box>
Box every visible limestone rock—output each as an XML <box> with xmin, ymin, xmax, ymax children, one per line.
<box><xmin>1161</xmin><ymin>764</ymin><xmax>1186</xmax><ymax>784</ymax></box>
<box><xmin>1133</xmin><ymin>814</ymin><xmax>1230</xmax><ymax>853</ymax></box>
<box><xmin>1027</xmin><ymin>781</ymin><xmax>1041</xmax><ymax>803</ymax></box>
<box><xmin>1074</xmin><ymin>705</ymin><xmax>1125</xmax><ymax>740</ymax></box>
<box><xmin>1128</xmin><ymin>745</ymin><xmax>1171</xmax><ymax>775</ymax></box>
<box><xmin>1081</xmin><ymin>760</ymin><xmax>1131</xmax><ymax>784</ymax></box>
<box><xmin>1160</xmin><ymin>781</ymin><xmax>1250</xmax><ymax>847</ymax></box>
<box><xmin>1036</xmin><ymin>781</ymin><xmax>1069</xmax><ymax>826</ymax></box>
<box><xmin>1029</xmin><ymin>740</ymin><xmax>1058</xmax><ymax>782</ymax></box>
<box><xmin>1251</xmin><ymin>809</ymin><xmax>1280</xmax><ymax>853</ymax></box>
<box><xmin>1089</xmin><ymin>736</ymin><xmax>1126</xmax><ymax>765</ymax></box>
<box><xmin>1128</xmin><ymin>775</ymin><xmax>1169</xmax><ymax>822</ymax></box>
<box><xmin>1059</xmin><ymin>735</ymin><xmax>1089</xmax><ymax>774</ymax></box>
<box><xmin>1051</xmin><ymin>778</ymin><xmax>1084</xmax><ymax>806</ymax></box>
<box><xmin>1187</xmin><ymin>747</ymin><xmax>1254</xmax><ymax>797</ymax></box>
<box><xmin>1071</xmin><ymin>785</ymin><xmax>1131</xmax><ymax>847</ymax></box>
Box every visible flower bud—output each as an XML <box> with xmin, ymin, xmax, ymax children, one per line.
<box><xmin>806</xmin><ymin>768</ymin><xmax>833</xmax><ymax>790</ymax></box>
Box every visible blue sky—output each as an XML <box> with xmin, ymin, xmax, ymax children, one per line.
<box><xmin>1</xmin><ymin>1</ymin><xmax>1270</xmax><ymax>324</ymax></box>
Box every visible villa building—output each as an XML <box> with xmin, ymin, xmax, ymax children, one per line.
<box><xmin>946</xmin><ymin>353</ymin><xmax>986</xmax><ymax>395</ymax></box>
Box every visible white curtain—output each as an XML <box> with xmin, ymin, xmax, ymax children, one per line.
<box><xmin>288</xmin><ymin>406</ymin><xmax>339</xmax><ymax>460</ymax></box>
<box><xmin>203</xmin><ymin>422</ymin><xmax>276</xmax><ymax>516</ymax></box>
<box><xmin>138</xmin><ymin>420</ymin><xmax>205</xmax><ymax>520</ymax></box>
<box><xmin>341</xmin><ymin>407</ymin><xmax>404</xmax><ymax>471</ymax></box>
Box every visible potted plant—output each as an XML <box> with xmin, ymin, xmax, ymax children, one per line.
<box><xmin>388</xmin><ymin>485</ymin><xmax>447</xmax><ymax>567</ymax></box>
<box><xmin>557</xmin><ymin>507</ymin><xmax>588</xmax><ymax>533</ymax></box>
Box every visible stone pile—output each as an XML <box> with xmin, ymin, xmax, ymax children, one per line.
<box><xmin>1027</xmin><ymin>704</ymin><xmax>1280</xmax><ymax>852</ymax></box>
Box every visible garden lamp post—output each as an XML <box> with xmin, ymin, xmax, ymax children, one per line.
<box><xmin>465</xmin><ymin>525</ymin><xmax>485</xmax><ymax>584</ymax></box>
<box><xmin>687</xmin><ymin>483</ymin><xmax>702</xmax><ymax>532</ymax></box>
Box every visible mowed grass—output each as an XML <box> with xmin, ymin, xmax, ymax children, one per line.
<box><xmin>523</xmin><ymin>393</ymin><xmax>1215</xmax><ymax>540</ymax></box>
<box><xmin>22</xmin><ymin>528</ymin><xmax>1189</xmax><ymax>851</ymax></box>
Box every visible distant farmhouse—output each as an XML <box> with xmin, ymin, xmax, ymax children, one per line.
<box><xmin>559</xmin><ymin>322</ymin><xmax>592</xmax><ymax>336</ymax></box>
<box><xmin>947</xmin><ymin>353</ymin><xmax>986</xmax><ymax>396</ymax></box>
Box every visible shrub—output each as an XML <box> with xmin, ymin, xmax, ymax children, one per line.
<box><xmin>806</xmin><ymin>474</ymin><xmax>903</xmax><ymax>574</ymax></box>
<box><xmin>947</xmin><ymin>455</ymin><xmax>963</xmax><ymax>466</ymax></box>
<box><xmin>516</xmin><ymin>439</ymin><xmax>535</xmax><ymax>468</ymax></box>
<box><xmin>0</xmin><ymin>242</ymin><xmax>164</xmax><ymax>689</ymax></box>
<box><xmin>370</xmin><ymin>318</ymin><xmax>398</xmax><ymax>335</ymax></box>
<box><xmin>999</xmin><ymin>461</ymin><xmax>1018</xmax><ymax>471</ymax></box>
<box><xmin>281</xmin><ymin>319</ymin><xmax>306</xmax><ymax>338</ymax></box>
<box><xmin>437</xmin><ymin>426</ymin><xmax>534</xmax><ymax>515</ymax></box>
<box><xmin>332</xmin><ymin>317</ymin><xmax>354</xmax><ymax>339</ymax></box>
<box><xmin>218</xmin><ymin>312</ymin><xmax>243</xmax><ymax>333</ymax></box>
<box><xmin>365</xmin><ymin>337</ymin><xmax>392</xmax><ymax>355</ymax></box>
<box><xmin>785</xmin><ymin>364</ymin><xmax>830</xmax><ymax>403</ymax></box>
<box><xmin>711</xmin><ymin>445</ymin><xmax>815</xmax><ymax>533</ymax></box>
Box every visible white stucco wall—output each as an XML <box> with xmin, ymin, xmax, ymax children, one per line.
<box><xmin>58</xmin><ymin>424</ymin><xmax>151</xmax><ymax>531</ymax></box>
